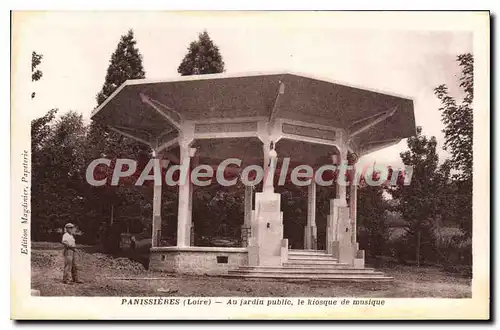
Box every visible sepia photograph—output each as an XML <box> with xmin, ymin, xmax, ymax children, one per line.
<box><xmin>10</xmin><ymin>10</ymin><xmax>490</xmax><ymax>319</ymax></box>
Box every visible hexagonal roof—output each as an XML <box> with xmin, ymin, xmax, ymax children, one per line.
<box><xmin>91</xmin><ymin>71</ymin><xmax>415</xmax><ymax>152</ymax></box>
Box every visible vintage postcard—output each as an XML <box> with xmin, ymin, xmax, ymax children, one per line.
<box><xmin>10</xmin><ymin>11</ymin><xmax>490</xmax><ymax>320</ymax></box>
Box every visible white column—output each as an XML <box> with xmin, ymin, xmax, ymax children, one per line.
<box><xmin>262</xmin><ymin>141</ymin><xmax>272</xmax><ymax>193</ymax></box>
<box><xmin>336</xmin><ymin>148</ymin><xmax>348</xmax><ymax>203</ymax></box>
<box><xmin>304</xmin><ymin>180</ymin><xmax>317</xmax><ymax>249</ymax></box>
<box><xmin>307</xmin><ymin>180</ymin><xmax>317</xmax><ymax>227</ymax></box>
<box><xmin>151</xmin><ymin>150</ymin><xmax>162</xmax><ymax>247</ymax></box>
<box><xmin>349</xmin><ymin>181</ymin><xmax>358</xmax><ymax>244</ymax></box>
<box><xmin>241</xmin><ymin>185</ymin><xmax>253</xmax><ymax>247</ymax></box>
<box><xmin>337</xmin><ymin>184</ymin><xmax>346</xmax><ymax>201</ymax></box>
<box><xmin>244</xmin><ymin>185</ymin><xmax>253</xmax><ymax>225</ymax></box>
<box><xmin>188</xmin><ymin>152</ymin><xmax>200</xmax><ymax>246</ymax></box>
<box><xmin>176</xmin><ymin>141</ymin><xmax>192</xmax><ymax>247</ymax></box>
<box><xmin>187</xmin><ymin>179</ymin><xmax>194</xmax><ymax>246</ymax></box>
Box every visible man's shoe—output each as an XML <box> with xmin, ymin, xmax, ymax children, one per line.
<box><xmin>74</xmin><ymin>280</ymin><xmax>84</xmax><ymax>284</ymax></box>
<box><xmin>63</xmin><ymin>280</ymin><xmax>73</xmax><ymax>285</ymax></box>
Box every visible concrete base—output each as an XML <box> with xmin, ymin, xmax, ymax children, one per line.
<box><xmin>330</xmin><ymin>242</ymin><xmax>365</xmax><ymax>267</ymax></box>
<box><xmin>248</xmin><ymin>191</ymin><xmax>284</xmax><ymax>267</ymax></box>
<box><xmin>149</xmin><ymin>246</ymin><xmax>248</xmax><ymax>275</ymax></box>
<box><xmin>325</xmin><ymin>198</ymin><xmax>367</xmax><ymax>267</ymax></box>
<box><xmin>354</xmin><ymin>249</ymin><xmax>365</xmax><ymax>268</ymax></box>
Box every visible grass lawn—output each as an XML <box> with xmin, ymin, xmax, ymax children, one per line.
<box><xmin>31</xmin><ymin>245</ymin><xmax>471</xmax><ymax>298</ymax></box>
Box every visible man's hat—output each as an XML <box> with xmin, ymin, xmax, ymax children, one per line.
<box><xmin>64</xmin><ymin>223</ymin><xmax>75</xmax><ymax>229</ymax></box>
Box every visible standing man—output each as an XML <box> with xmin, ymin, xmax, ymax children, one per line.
<box><xmin>61</xmin><ymin>223</ymin><xmax>83</xmax><ymax>284</ymax></box>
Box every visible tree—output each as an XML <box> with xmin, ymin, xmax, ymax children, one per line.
<box><xmin>434</xmin><ymin>54</ymin><xmax>473</xmax><ymax>181</ymax></box>
<box><xmin>31</xmin><ymin>111</ymin><xmax>88</xmax><ymax>241</ymax></box>
<box><xmin>96</xmin><ymin>30</ymin><xmax>145</xmax><ymax>105</ymax></box>
<box><xmin>178</xmin><ymin>31</ymin><xmax>225</xmax><ymax>76</ymax></box>
<box><xmin>388</xmin><ymin>127</ymin><xmax>441</xmax><ymax>266</ymax></box>
<box><xmin>357</xmin><ymin>181</ymin><xmax>390</xmax><ymax>260</ymax></box>
<box><xmin>86</xmin><ymin>29</ymin><xmax>151</xmax><ymax>252</ymax></box>
<box><xmin>176</xmin><ymin>31</ymin><xmax>229</xmax><ymax>244</ymax></box>
<box><xmin>31</xmin><ymin>51</ymin><xmax>43</xmax><ymax>99</ymax></box>
<box><xmin>434</xmin><ymin>54</ymin><xmax>473</xmax><ymax>237</ymax></box>
<box><xmin>31</xmin><ymin>108</ymin><xmax>57</xmax><ymax>153</ymax></box>
<box><xmin>31</xmin><ymin>109</ymin><xmax>57</xmax><ymax>240</ymax></box>
<box><xmin>88</xmin><ymin>29</ymin><xmax>147</xmax><ymax>164</ymax></box>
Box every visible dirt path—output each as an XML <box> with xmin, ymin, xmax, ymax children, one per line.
<box><xmin>31</xmin><ymin>247</ymin><xmax>471</xmax><ymax>297</ymax></box>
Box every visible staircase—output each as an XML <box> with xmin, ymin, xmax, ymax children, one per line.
<box><xmin>226</xmin><ymin>249</ymin><xmax>393</xmax><ymax>282</ymax></box>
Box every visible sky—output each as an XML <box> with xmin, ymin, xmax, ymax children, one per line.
<box><xmin>16</xmin><ymin>11</ymin><xmax>473</xmax><ymax>167</ymax></box>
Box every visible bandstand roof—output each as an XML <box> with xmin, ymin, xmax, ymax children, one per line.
<box><xmin>91</xmin><ymin>71</ymin><xmax>415</xmax><ymax>156</ymax></box>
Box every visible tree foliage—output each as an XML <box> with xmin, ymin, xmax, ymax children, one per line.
<box><xmin>86</xmin><ymin>29</ymin><xmax>151</xmax><ymax>251</ymax></box>
<box><xmin>31</xmin><ymin>108</ymin><xmax>57</xmax><ymax>153</ymax></box>
<box><xmin>357</xmin><ymin>183</ymin><xmax>390</xmax><ymax>259</ymax></box>
<box><xmin>29</xmin><ymin>29</ymin><xmax>473</xmax><ymax>268</ymax></box>
<box><xmin>31</xmin><ymin>111</ymin><xmax>88</xmax><ymax>241</ymax></box>
<box><xmin>176</xmin><ymin>31</ymin><xmax>232</xmax><ymax>244</ymax></box>
<box><xmin>31</xmin><ymin>51</ymin><xmax>43</xmax><ymax>98</ymax></box>
<box><xmin>434</xmin><ymin>54</ymin><xmax>473</xmax><ymax>237</ymax></box>
<box><xmin>387</xmin><ymin>127</ymin><xmax>441</xmax><ymax>266</ymax></box>
<box><xmin>434</xmin><ymin>53</ymin><xmax>473</xmax><ymax>181</ymax></box>
<box><xmin>31</xmin><ymin>30</ymin><xmax>153</xmax><ymax>247</ymax></box>
<box><xmin>96</xmin><ymin>30</ymin><xmax>145</xmax><ymax>105</ymax></box>
<box><xmin>178</xmin><ymin>31</ymin><xmax>225</xmax><ymax>76</ymax></box>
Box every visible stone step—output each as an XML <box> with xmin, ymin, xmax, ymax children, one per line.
<box><xmin>283</xmin><ymin>262</ymin><xmax>354</xmax><ymax>269</ymax></box>
<box><xmin>284</xmin><ymin>259</ymin><xmax>340</xmax><ymax>265</ymax></box>
<box><xmin>223</xmin><ymin>273</ymin><xmax>393</xmax><ymax>282</ymax></box>
<box><xmin>239</xmin><ymin>264</ymin><xmax>371</xmax><ymax>271</ymax></box>
<box><xmin>229</xmin><ymin>268</ymin><xmax>382</xmax><ymax>275</ymax></box>
<box><xmin>287</xmin><ymin>255</ymin><xmax>337</xmax><ymax>261</ymax></box>
<box><xmin>282</xmin><ymin>262</ymin><xmax>358</xmax><ymax>268</ymax></box>
<box><xmin>289</xmin><ymin>249</ymin><xmax>328</xmax><ymax>253</ymax></box>
<box><xmin>283</xmin><ymin>264</ymin><xmax>373</xmax><ymax>270</ymax></box>
<box><xmin>288</xmin><ymin>250</ymin><xmax>329</xmax><ymax>256</ymax></box>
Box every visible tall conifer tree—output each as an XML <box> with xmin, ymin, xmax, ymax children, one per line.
<box><xmin>178</xmin><ymin>31</ymin><xmax>225</xmax><ymax>76</ymax></box>
<box><xmin>86</xmin><ymin>30</ymin><xmax>150</xmax><ymax>252</ymax></box>
<box><xmin>96</xmin><ymin>30</ymin><xmax>145</xmax><ymax>105</ymax></box>
<box><xmin>176</xmin><ymin>31</ymin><xmax>229</xmax><ymax>242</ymax></box>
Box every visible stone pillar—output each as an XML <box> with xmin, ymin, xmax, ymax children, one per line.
<box><xmin>327</xmin><ymin>198</ymin><xmax>355</xmax><ymax>264</ymax></box>
<box><xmin>151</xmin><ymin>153</ymin><xmax>162</xmax><ymax>247</ymax></box>
<box><xmin>241</xmin><ymin>185</ymin><xmax>253</xmax><ymax>247</ymax></box>
<box><xmin>248</xmin><ymin>138</ymin><xmax>285</xmax><ymax>266</ymax></box>
<box><xmin>334</xmin><ymin>201</ymin><xmax>355</xmax><ymax>264</ymax></box>
<box><xmin>304</xmin><ymin>180</ymin><xmax>317</xmax><ymax>250</ymax></box>
<box><xmin>248</xmin><ymin>191</ymin><xmax>284</xmax><ymax>266</ymax></box>
<box><xmin>326</xmin><ymin>199</ymin><xmax>339</xmax><ymax>254</ymax></box>
<box><xmin>176</xmin><ymin>141</ymin><xmax>192</xmax><ymax>247</ymax></box>
<box><xmin>337</xmin><ymin>184</ymin><xmax>347</xmax><ymax>203</ymax></box>
<box><xmin>327</xmin><ymin>189</ymin><xmax>363</xmax><ymax>267</ymax></box>
<box><xmin>348</xmin><ymin>169</ymin><xmax>364</xmax><ymax>268</ymax></box>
